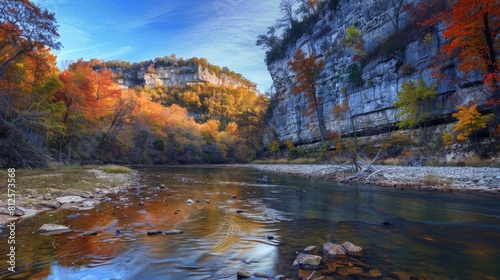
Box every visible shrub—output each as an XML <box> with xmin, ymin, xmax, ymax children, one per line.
<box><xmin>270</xmin><ymin>140</ymin><xmax>280</xmax><ymax>154</ymax></box>
<box><xmin>347</xmin><ymin>63</ymin><xmax>363</xmax><ymax>85</ymax></box>
<box><xmin>442</xmin><ymin>132</ymin><xmax>453</xmax><ymax>146</ymax></box>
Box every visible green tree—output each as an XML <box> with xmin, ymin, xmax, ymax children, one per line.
<box><xmin>394</xmin><ymin>78</ymin><xmax>437</xmax><ymax>129</ymax></box>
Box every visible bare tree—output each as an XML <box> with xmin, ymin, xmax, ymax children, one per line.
<box><xmin>278</xmin><ymin>0</ymin><xmax>298</xmax><ymax>30</ymax></box>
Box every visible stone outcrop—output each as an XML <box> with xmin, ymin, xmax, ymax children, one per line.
<box><xmin>266</xmin><ymin>0</ymin><xmax>488</xmax><ymax>144</ymax></box>
<box><xmin>113</xmin><ymin>64</ymin><xmax>256</xmax><ymax>91</ymax></box>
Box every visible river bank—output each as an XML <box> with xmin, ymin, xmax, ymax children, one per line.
<box><xmin>0</xmin><ymin>166</ymin><xmax>139</xmax><ymax>225</ymax></box>
<box><xmin>240</xmin><ymin>164</ymin><xmax>500</xmax><ymax>193</ymax></box>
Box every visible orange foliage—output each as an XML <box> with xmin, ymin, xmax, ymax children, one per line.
<box><xmin>416</xmin><ymin>0</ymin><xmax>500</xmax><ymax>85</ymax></box>
<box><xmin>442</xmin><ymin>0</ymin><xmax>500</xmax><ymax>84</ymax></box>
<box><xmin>452</xmin><ymin>104</ymin><xmax>492</xmax><ymax>141</ymax></box>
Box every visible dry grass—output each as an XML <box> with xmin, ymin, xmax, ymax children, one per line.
<box><xmin>379</xmin><ymin>157</ymin><xmax>405</xmax><ymax>166</ymax></box>
<box><xmin>420</xmin><ymin>174</ymin><xmax>453</xmax><ymax>186</ymax></box>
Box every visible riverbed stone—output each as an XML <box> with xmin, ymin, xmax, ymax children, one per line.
<box><xmin>303</xmin><ymin>245</ymin><xmax>317</xmax><ymax>254</ymax></box>
<box><xmin>0</xmin><ymin>206</ymin><xmax>24</xmax><ymax>216</ymax></box>
<box><xmin>40</xmin><ymin>200</ymin><xmax>61</xmax><ymax>209</ymax></box>
<box><xmin>236</xmin><ymin>271</ymin><xmax>252</xmax><ymax>279</ymax></box>
<box><xmin>323</xmin><ymin>242</ymin><xmax>347</xmax><ymax>258</ymax></box>
<box><xmin>293</xmin><ymin>253</ymin><xmax>322</xmax><ymax>270</ymax></box>
<box><xmin>82</xmin><ymin>200</ymin><xmax>100</xmax><ymax>207</ymax></box>
<box><xmin>388</xmin><ymin>271</ymin><xmax>413</xmax><ymax>280</ymax></box>
<box><xmin>337</xmin><ymin>266</ymin><xmax>364</xmax><ymax>277</ymax></box>
<box><xmin>298</xmin><ymin>269</ymin><xmax>324</xmax><ymax>279</ymax></box>
<box><xmin>341</xmin><ymin>241</ymin><xmax>363</xmax><ymax>256</ymax></box>
<box><xmin>60</xmin><ymin>190</ymin><xmax>94</xmax><ymax>198</ymax></box>
<box><xmin>38</xmin><ymin>223</ymin><xmax>72</xmax><ymax>234</ymax></box>
<box><xmin>361</xmin><ymin>268</ymin><xmax>383</xmax><ymax>278</ymax></box>
<box><xmin>56</xmin><ymin>196</ymin><xmax>85</xmax><ymax>204</ymax></box>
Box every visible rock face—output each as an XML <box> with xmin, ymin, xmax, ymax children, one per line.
<box><xmin>113</xmin><ymin>64</ymin><xmax>256</xmax><ymax>91</ymax></box>
<box><xmin>266</xmin><ymin>0</ymin><xmax>487</xmax><ymax>144</ymax></box>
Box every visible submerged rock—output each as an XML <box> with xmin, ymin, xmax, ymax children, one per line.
<box><xmin>341</xmin><ymin>241</ymin><xmax>363</xmax><ymax>256</ymax></box>
<box><xmin>256</xmin><ymin>175</ymin><xmax>273</xmax><ymax>183</ymax></box>
<box><xmin>303</xmin><ymin>246</ymin><xmax>317</xmax><ymax>254</ymax></box>
<box><xmin>293</xmin><ymin>253</ymin><xmax>322</xmax><ymax>270</ymax></box>
<box><xmin>323</xmin><ymin>242</ymin><xmax>347</xmax><ymax>258</ymax></box>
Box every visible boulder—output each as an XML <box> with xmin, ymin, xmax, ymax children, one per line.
<box><xmin>293</xmin><ymin>253</ymin><xmax>322</xmax><ymax>270</ymax></box>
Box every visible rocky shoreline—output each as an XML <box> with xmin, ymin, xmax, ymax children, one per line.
<box><xmin>0</xmin><ymin>168</ymin><xmax>139</xmax><ymax>225</ymax></box>
<box><xmin>241</xmin><ymin>164</ymin><xmax>500</xmax><ymax>193</ymax></box>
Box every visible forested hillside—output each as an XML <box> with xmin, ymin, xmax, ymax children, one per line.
<box><xmin>0</xmin><ymin>0</ymin><xmax>269</xmax><ymax>167</ymax></box>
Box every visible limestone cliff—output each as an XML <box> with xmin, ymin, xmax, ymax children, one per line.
<box><xmin>266</xmin><ymin>0</ymin><xmax>487</xmax><ymax>144</ymax></box>
<box><xmin>112</xmin><ymin>64</ymin><xmax>256</xmax><ymax>91</ymax></box>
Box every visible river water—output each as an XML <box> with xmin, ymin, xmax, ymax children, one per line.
<box><xmin>1</xmin><ymin>166</ymin><xmax>499</xmax><ymax>279</ymax></box>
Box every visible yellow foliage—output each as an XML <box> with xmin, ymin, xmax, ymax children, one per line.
<box><xmin>270</xmin><ymin>140</ymin><xmax>279</xmax><ymax>154</ymax></box>
<box><xmin>200</xmin><ymin>119</ymin><xmax>220</xmax><ymax>142</ymax></box>
<box><xmin>285</xmin><ymin>140</ymin><xmax>295</xmax><ymax>150</ymax></box>
<box><xmin>452</xmin><ymin>105</ymin><xmax>492</xmax><ymax>141</ymax></box>
<box><xmin>442</xmin><ymin>132</ymin><xmax>453</xmax><ymax>146</ymax></box>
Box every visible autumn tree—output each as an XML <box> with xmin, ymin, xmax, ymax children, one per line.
<box><xmin>452</xmin><ymin>104</ymin><xmax>493</xmax><ymax>142</ymax></box>
<box><xmin>288</xmin><ymin>49</ymin><xmax>326</xmax><ymax>140</ymax></box>
<box><xmin>0</xmin><ymin>0</ymin><xmax>61</xmax><ymax>77</ymax></box>
<box><xmin>394</xmin><ymin>78</ymin><xmax>437</xmax><ymax>129</ymax></box>
<box><xmin>0</xmin><ymin>0</ymin><xmax>62</xmax><ymax>167</ymax></box>
<box><xmin>55</xmin><ymin>60</ymin><xmax>123</xmax><ymax>160</ymax></box>
<box><xmin>440</xmin><ymin>0</ymin><xmax>499</xmax><ymax>87</ymax></box>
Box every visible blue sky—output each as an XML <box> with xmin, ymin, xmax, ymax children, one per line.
<box><xmin>32</xmin><ymin>0</ymin><xmax>281</xmax><ymax>92</ymax></box>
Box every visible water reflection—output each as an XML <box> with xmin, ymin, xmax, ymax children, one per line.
<box><xmin>0</xmin><ymin>166</ymin><xmax>499</xmax><ymax>280</ymax></box>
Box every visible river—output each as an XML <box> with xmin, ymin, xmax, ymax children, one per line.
<box><xmin>1</xmin><ymin>166</ymin><xmax>499</xmax><ymax>279</ymax></box>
